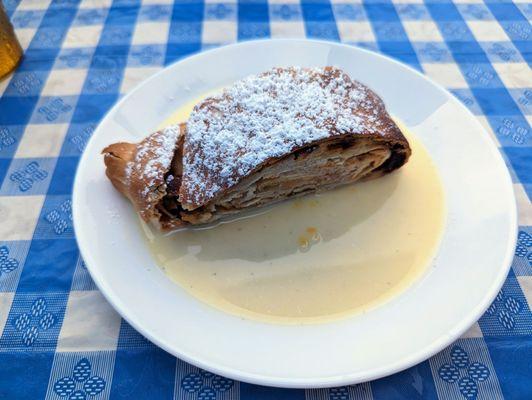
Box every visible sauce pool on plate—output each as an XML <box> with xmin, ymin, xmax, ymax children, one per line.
<box><xmin>146</xmin><ymin>96</ymin><xmax>446</xmax><ymax>325</ymax></box>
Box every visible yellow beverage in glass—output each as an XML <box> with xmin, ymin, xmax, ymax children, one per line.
<box><xmin>0</xmin><ymin>2</ymin><xmax>23</xmax><ymax>79</ymax></box>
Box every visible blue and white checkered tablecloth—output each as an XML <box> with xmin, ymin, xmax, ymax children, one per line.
<box><xmin>0</xmin><ymin>0</ymin><xmax>530</xmax><ymax>398</ymax></box>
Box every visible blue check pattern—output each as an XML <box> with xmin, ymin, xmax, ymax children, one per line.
<box><xmin>0</xmin><ymin>0</ymin><xmax>530</xmax><ymax>399</ymax></box>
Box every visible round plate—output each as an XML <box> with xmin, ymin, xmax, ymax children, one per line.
<box><xmin>73</xmin><ymin>39</ymin><xmax>517</xmax><ymax>388</ymax></box>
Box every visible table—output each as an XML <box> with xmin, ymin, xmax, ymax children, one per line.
<box><xmin>0</xmin><ymin>0</ymin><xmax>530</xmax><ymax>398</ymax></box>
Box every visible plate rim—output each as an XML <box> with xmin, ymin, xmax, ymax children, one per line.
<box><xmin>73</xmin><ymin>38</ymin><xmax>517</xmax><ymax>388</ymax></box>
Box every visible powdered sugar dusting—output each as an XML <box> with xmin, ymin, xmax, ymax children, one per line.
<box><xmin>182</xmin><ymin>67</ymin><xmax>386</xmax><ymax>208</ymax></box>
<box><xmin>131</xmin><ymin>124</ymin><xmax>180</xmax><ymax>196</ymax></box>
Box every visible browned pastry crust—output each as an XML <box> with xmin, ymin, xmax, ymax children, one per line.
<box><xmin>103</xmin><ymin>67</ymin><xmax>411</xmax><ymax>231</ymax></box>
<box><xmin>103</xmin><ymin>124</ymin><xmax>186</xmax><ymax>231</ymax></box>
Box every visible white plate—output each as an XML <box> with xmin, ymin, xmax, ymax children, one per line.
<box><xmin>73</xmin><ymin>39</ymin><xmax>517</xmax><ymax>388</ymax></box>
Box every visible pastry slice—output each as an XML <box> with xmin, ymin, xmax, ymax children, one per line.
<box><xmin>103</xmin><ymin>66</ymin><xmax>411</xmax><ymax>231</ymax></box>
